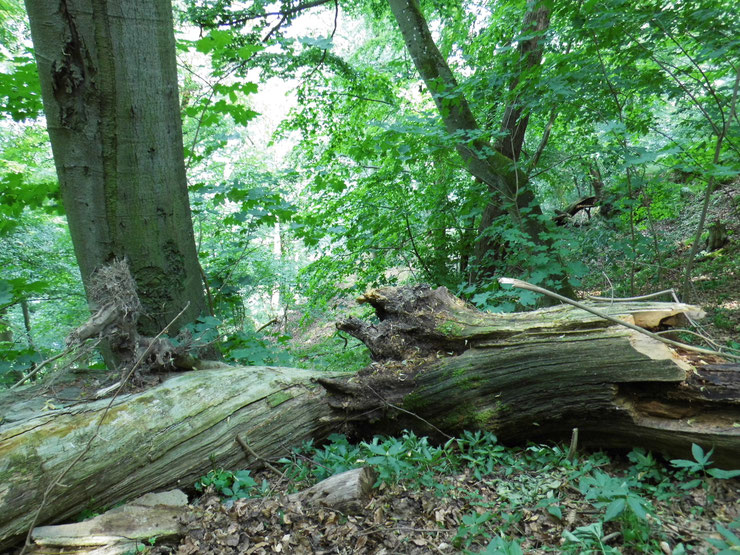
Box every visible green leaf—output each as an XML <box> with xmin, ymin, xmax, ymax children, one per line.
<box><xmin>237</xmin><ymin>44</ymin><xmax>264</xmax><ymax>59</ymax></box>
<box><xmin>691</xmin><ymin>443</ymin><xmax>713</xmax><ymax>465</ymax></box>
<box><xmin>707</xmin><ymin>468</ymin><xmax>740</xmax><ymax>479</ymax></box>
<box><xmin>604</xmin><ymin>498</ymin><xmax>625</xmax><ymax>521</ymax></box>
<box><xmin>547</xmin><ymin>505</ymin><xmax>563</xmax><ymax>520</ymax></box>
<box><xmin>670</xmin><ymin>458</ymin><xmax>697</xmax><ymax>469</ymax></box>
<box><xmin>626</xmin><ymin>496</ymin><xmax>648</xmax><ymax>520</ymax></box>
<box><xmin>715</xmin><ymin>523</ymin><xmax>740</xmax><ymax>546</ymax></box>
<box><xmin>298</xmin><ymin>35</ymin><xmax>334</xmax><ymax>50</ymax></box>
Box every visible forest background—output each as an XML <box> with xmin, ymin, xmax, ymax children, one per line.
<box><xmin>1</xmin><ymin>0</ymin><xmax>739</xmax><ymax>381</ymax></box>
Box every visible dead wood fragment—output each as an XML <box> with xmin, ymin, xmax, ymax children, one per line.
<box><xmin>25</xmin><ymin>469</ymin><xmax>377</xmax><ymax>554</ymax></box>
<box><xmin>288</xmin><ymin>467</ymin><xmax>378</xmax><ymax>513</ymax></box>
<box><xmin>28</xmin><ymin>490</ymin><xmax>189</xmax><ymax>554</ymax></box>
<box><xmin>66</xmin><ymin>260</ymin><xmax>206</xmax><ymax>385</ymax></box>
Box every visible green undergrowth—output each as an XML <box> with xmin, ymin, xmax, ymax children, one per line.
<box><xmin>290</xmin><ymin>331</ymin><xmax>372</xmax><ymax>373</ymax></box>
<box><xmin>196</xmin><ymin>432</ymin><xmax>740</xmax><ymax>554</ymax></box>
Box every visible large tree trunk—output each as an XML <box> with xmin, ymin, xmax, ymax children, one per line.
<box><xmin>0</xmin><ymin>366</ymin><xmax>340</xmax><ymax>551</ymax></box>
<box><xmin>24</xmin><ymin>0</ymin><xmax>208</xmax><ymax>335</ymax></box>
<box><xmin>2</xmin><ymin>286</ymin><xmax>738</xmax><ymax>550</ymax></box>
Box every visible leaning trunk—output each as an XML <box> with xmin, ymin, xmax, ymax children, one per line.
<box><xmin>387</xmin><ymin>0</ymin><xmax>573</xmax><ymax>298</ymax></box>
<box><xmin>24</xmin><ymin>0</ymin><xmax>207</xmax><ymax>334</ymax></box>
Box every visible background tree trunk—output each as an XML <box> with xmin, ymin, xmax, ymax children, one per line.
<box><xmin>24</xmin><ymin>0</ymin><xmax>208</xmax><ymax>335</ymax></box>
<box><xmin>387</xmin><ymin>0</ymin><xmax>573</xmax><ymax>298</ymax></box>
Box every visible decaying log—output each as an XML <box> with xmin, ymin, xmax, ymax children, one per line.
<box><xmin>28</xmin><ymin>490</ymin><xmax>190</xmax><ymax>554</ymax></box>
<box><xmin>0</xmin><ymin>366</ymin><xmax>343</xmax><ymax>551</ymax></box>
<box><xmin>332</xmin><ymin>285</ymin><xmax>739</xmax><ymax>467</ymax></box>
<box><xmin>2</xmin><ymin>285</ymin><xmax>738</xmax><ymax>550</ymax></box>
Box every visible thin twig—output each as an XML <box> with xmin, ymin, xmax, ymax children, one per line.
<box><xmin>365</xmin><ymin>385</ymin><xmax>453</xmax><ymax>440</ymax></box>
<box><xmin>236</xmin><ymin>434</ymin><xmax>285</xmax><ymax>478</ymax></box>
<box><xmin>587</xmin><ymin>290</ymin><xmax>678</xmax><ymax>302</ymax></box>
<box><xmin>567</xmin><ymin>427</ymin><xmax>579</xmax><ymax>462</ymax></box>
<box><xmin>11</xmin><ymin>345</ymin><xmax>76</xmax><ymax>389</ymax></box>
<box><xmin>653</xmin><ymin>329</ymin><xmax>722</xmax><ymax>351</ymax></box>
<box><xmin>256</xmin><ymin>318</ymin><xmax>279</xmax><ymax>333</ymax></box>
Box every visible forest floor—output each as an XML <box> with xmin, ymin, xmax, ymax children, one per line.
<box><xmin>157</xmin><ymin>439</ymin><xmax>739</xmax><ymax>554</ymax></box>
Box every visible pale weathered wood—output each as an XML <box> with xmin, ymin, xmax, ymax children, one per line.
<box><xmin>27</xmin><ymin>469</ymin><xmax>377</xmax><ymax>553</ymax></box>
<box><xmin>0</xmin><ymin>366</ymin><xmax>341</xmax><ymax>551</ymax></box>
<box><xmin>30</xmin><ymin>490</ymin><xmax>189</xmax><ymax>552</ymax></box>
<box><xmin>289</xmin><ymin>467</ymin><xmax>377</xmax><ymax>513</ymax></box>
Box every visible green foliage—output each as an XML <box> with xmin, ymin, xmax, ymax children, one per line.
<box><xmin>198</xmin><ymin>432</ymin><xmax>738</xmax><ymax>553</ymax></box>
<box><xmin>454</xmin><ymin>510</ymin><xmax>496</xmax><ymax>549</ymax></box>
<box><xmin>670</xmin><ymin>443</ymin><xmax>740</xmax><ymax>481</ymax></box>
<box><xmin>222</xmin><ymin>329</ymin><xmax>294</xmax><ymax>366</ymax></box>
<box><xmin>194</xmin><ymin>469</ymin><xmax>264</xmax><ymax>501</ymax></box>
<box><xmin>578</xmin><ymin>471</ymin><xmax>652</xmax><ymax>539</ymax></box>
<box><xmin>479</xmin><ymin>535</ymin><xmax>524</xmax><ymax>555</ymax></box>
<box><xmin>707</xmin><ymin>520</ymin><xmax>740</xmax><ymax>554</ymax></box>
<box><xmin>562</xmin><ymin>521</ymin><xmax>620</xmax><ymax>553</ymax></box>
<box><xmin>292</xmin><ymin>332</ymin><xmax>371</xmax><ymax>373</ymax></box>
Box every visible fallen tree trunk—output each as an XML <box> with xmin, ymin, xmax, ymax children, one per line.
<box><xmin>2</xmin><ymin>285</ymin><xmax>738</xmax><ymax>550</ymax></box>
<box><xmin>328</xmin><ymin>285</ymin><xmax>739</xmax><ymax>467</ymax></box>
<box><xmin>0</xmin><ymin>366</ymin><xmax>342</xmax><ymax>551</ymax></box>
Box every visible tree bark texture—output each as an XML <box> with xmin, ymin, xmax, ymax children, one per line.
<box><xmin>331</xmin><ymin>286</ymin><xmax>739</xmax><ymax>466</ymax></box>
<box><xmin>24</xmin><ymin>0</ymin><xmax>208</xmax><ymax>335</ymax></box>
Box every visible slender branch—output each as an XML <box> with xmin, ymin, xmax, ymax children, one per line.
<box><xmin>333</xmin><ymin>92</ymin><xmax>395</xmax><ymax>106</ymax></box>
<box><xmin>403</xmin><ymin>212</ymin><xmax>434</xmax><ymax>281</ymax></box>
<box><xmin>365</xmin><ymin>384</ymin><xmax>453</xmax><ymax>440</ymax></box>
<box><xmin>11</xmin><ymin>346</ymin><xmax>75</xmax><ymax>389</ymax></box>
<box><xmin>587</xmin><ymin>290</ymin><xmax>679</xmax><ymax>302</ymax></box>
<box><xmin>680</xmin><ymin>68</ymin><xmax>740</xmax><ymax>300</ymax></box>
<box><xmin>236</xmin><ymin>434</ymin><xmax>285</xmax><ymax>478</ymax></box>
<box><xmin>652</xmin><ymin>18</ymin><xmax>725</xmax><ymax>128</ymax></box>
<box><xmin>528</xmin><ymin>108</ymin><xmax>558</xmax><ymax>171</ymax></box>
<box><xmin>220</xmin><ymin>0</ymin><xmax>333</xmax><ymax>29</ymax></box>
<box><xmin>305</xmin><ymin>0</ymin><xmax>339</xmax><ymax>80</ymax></box>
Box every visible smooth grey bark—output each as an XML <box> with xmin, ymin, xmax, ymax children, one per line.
<box><xmin>24</xmin><ymin>0</ymin><xmax>208</xmax><ymax>335</ymax></box>
<box><xmin>387</xmin><ymin>0</ymin><xmax>574</xmax><ymax>298</ymax></box>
